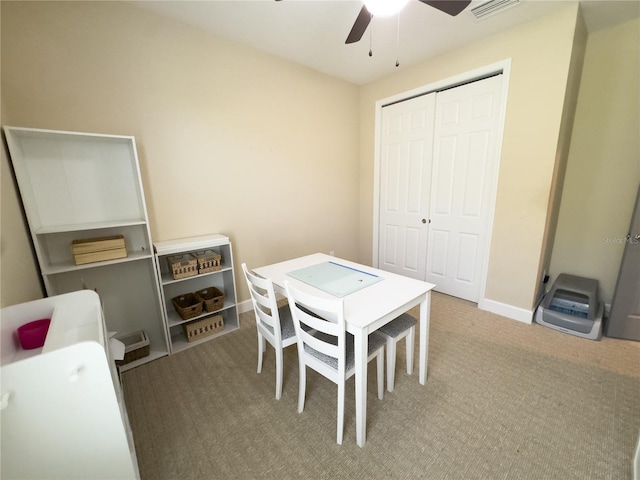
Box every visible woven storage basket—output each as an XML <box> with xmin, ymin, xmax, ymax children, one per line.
<box><xmin>195</xmin><ymin>287</ymin><xmax>225</xmax><ymax>313</ymax></box>
<box><xmin>115</xmin><ymin>330</ymin><xmax>150</xmax><ymax>366</ymax></box>
<box><xmin>192</xmin><ymin>250</ymin><xmax>222</xmax><ymax>274</ymax></box>
<box><xmin>166</xmin><ymin>254</ymin><xmax>198</xmax><ymax>280</ymax></box>
<box><xmin>183</xmin><ymin>315</ymin><xmax>224</xmax><ymax>342</ymax></box>
<box><xmin>172</xmin><ymin>293</ymin><xmax>203</xmax><ymax>320</ymax></box>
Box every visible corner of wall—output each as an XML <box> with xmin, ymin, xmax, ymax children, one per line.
<box><xmin>534</xmin><ymin>4</ymin><xmax>588</xmax><ymax>308</ymax></box>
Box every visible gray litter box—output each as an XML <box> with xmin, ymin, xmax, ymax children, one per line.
<box><xmin>535</xmin><ymin>273</ymin><xmax>603</xmax><ymax>340</ymax></box>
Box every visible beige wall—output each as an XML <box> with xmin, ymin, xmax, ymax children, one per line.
<box><xmin>2</xmin><ymin>1</ymin><xmax>636</xmax><ymax>317</ymax></box>
<box><xmin>0</xmin><ymin>144</ymin><xmax>44</xmax><ymax>306</ymax></box>
<box><xmin>549</xmin><ymin>18</ymin><xmax>640</xmax><ymax>303</ymax></box>
<box><xmin>0</xmin><ymin>1</ymin><xmax>360</xmax><ymax>306</ymax></box>
<box><xmin>536</xmin><ymin>8</ymin><xmax>588</xmax><ymax>305</ymax></box>
<box><xmin>359</xmin><ymin>4</ymin><xmax>583</xmax><ymax>313</ymax></box>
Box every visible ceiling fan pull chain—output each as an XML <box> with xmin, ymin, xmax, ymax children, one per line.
<box><xmin>369</xmin><ymin>20</ymin><xmax>373</xmax><ymax>57</ymax></box>
<box><xmin>395</xmin><ymin>12</ymin><xmax>400</xmax><ymax>67</ymax></box>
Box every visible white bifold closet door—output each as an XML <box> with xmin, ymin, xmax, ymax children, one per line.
<box><xmin>378</xmin><ymin>74</ymin><xmax>503</xmax><ymax>302</ymax></box>
<box><xmin>378</xmin><ymin>93</ymin><xmax>436</xmax><ymax>281</ymax></box>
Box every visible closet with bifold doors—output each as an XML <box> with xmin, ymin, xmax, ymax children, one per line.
<box><xmin>376</xmin><ymin>72</ymin><xmax>506</xmax><ymax>303</ymax></box>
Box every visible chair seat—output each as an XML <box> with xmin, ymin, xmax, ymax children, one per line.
<box><xmin>304</xmin><ymin>332</ymin><xmax>386</xmax><ymax>372</ymax></box>
<box><xmin>377</xmin><ymin>313</ymin><xmax>416</xmax><ymax>338</ymax></box>
<box><xmin>262</xmin><ymin>305</ymin><xmax>296</xmax><ymax>340</ymax></box>
<box><xmin>375</xmin><ymin>313</ymin><xmax>417</xmax><ymax>392</ymax></box>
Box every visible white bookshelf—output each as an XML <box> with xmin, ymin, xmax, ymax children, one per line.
<box><xmin>154</xmin><ymin>234</ymin><xmax>240</xmax><ymax>354</ymax></box>
<box><xmin>4</xmin><ymin>126</ymin><xmax>169</xmax><ymax>369</ymax></box>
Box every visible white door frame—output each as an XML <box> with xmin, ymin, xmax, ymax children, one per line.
<box><xmin>372</xmin><ymin>59</ymin><xmax>512</xmax><ymax>306</ymax></box>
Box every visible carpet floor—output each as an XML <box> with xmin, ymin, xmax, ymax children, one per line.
<box><xmin>122</xmin><ymin>292</ymin><xmax>640</xmax><ymax>480</ymax></box>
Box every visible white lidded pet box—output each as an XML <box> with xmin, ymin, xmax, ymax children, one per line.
<box><xmin>535</xmin><ymin>273</ymin><xmax>603</xmax><ymax>340</ymax></box>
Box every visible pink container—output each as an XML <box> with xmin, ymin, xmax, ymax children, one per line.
<box><xmin>17</xmin><ymin>318</ymin><xmax>51</xmax><ymax>350</ymax></box>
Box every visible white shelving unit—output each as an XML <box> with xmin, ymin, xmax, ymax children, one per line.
<box><xmin>4</xmin><ymin>126</ymin><xmax>169</xmax><ymax>371</ymax></box>
<box><xmin>154</xmin><ymin>234</ymin><xmax>240</xmax><ymax>354</ymax></box>
<box><xmin>1</xmin><ymin>290</ymin><xmax>139</xmax><ymax>479</ymax></box>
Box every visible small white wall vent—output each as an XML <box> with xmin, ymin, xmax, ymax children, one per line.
<box><xmin>471</xmin><ymin>0</ymin><xmax>520</xmax><ymax>19</ymax></box>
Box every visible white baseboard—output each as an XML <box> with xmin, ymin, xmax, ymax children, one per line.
<box><xmin>237</xmin><ymin>299</ymin><xmax>253</xmax><ymax>314</ymax></box>
<box><xmin>241</xmin><ymin>292</ymin><xmax>534</xmax><ymax>323</ymax></box>
<box><xmin>479</xmin><ymin>298</ymin><xmax>533</xmax><ymax>324</ymax></box>
<box><xmin>241</xmin><ymin>294</ymin><xmax>534</xmax><ymax>323</ymax></box>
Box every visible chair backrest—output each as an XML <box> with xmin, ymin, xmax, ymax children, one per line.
<box><xmin>284</xmin><ymin>281</ymin><xmax>346</xmax><ymax>381</ymax></box>
<box><xmin>242</xmin><ymin>263</ymin><xmax>284</xmax><ymax>343</ymax></box>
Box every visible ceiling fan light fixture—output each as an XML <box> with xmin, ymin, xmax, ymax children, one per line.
<box><xmin>363</xmin><ymin>0</ymin><xmax>409</xmax><ymax>18</ymax></box>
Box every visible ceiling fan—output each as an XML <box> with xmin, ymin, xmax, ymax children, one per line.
<box><xmin>345</xmin><ymin>0</ymin><xmax>472</xmax><ymax>44</ymax></box>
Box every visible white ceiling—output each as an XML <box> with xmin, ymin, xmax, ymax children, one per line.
<box><xmin>133</xmin><ymin>0</ymin><xmax>640</xmax><ymax>85</ymax></box>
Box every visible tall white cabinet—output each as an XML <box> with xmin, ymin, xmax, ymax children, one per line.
<box><xmin>4</xmin><ymin>126</ymin><xmax>169</xmax><ymax>370</ymax></box>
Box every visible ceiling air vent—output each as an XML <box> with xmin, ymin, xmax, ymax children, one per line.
<box><xmin>471</xmin><ymin>0</ymin><xmax>520</xmax><ymax>19</ymax></box>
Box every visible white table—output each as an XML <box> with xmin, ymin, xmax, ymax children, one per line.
<box><xmin>254</xmin><ymin>253</ymin><xmax>436</xmax><ymax>447</ymax></box>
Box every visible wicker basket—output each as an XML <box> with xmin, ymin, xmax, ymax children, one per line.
<box><xmin>192</xmin><ymin>250</ymin><xmax>222</xmax><ymax>274</ymax></box>
<box><xmin>167</xmin><ymin>254</ymin><xmax>198</xmax><ymax>280</ymax></box>
<box><xmin>195</xmin><ymin>287</ymin><xmax>225</xmax><ymax>313</ymax></box>
<box><xmin>172</xmin><ymin>293</ymin><xmax>203</xmax><ymax>320</ymax></box>
<box><xmin>183</xmin><ymin>315</ymin><xmax>224</xmax><ymax>342</ymax></box>
<box><xmin>115</xmin><ymin>330</ymin><xmax>150</xmax><ymax>366</ymax></box>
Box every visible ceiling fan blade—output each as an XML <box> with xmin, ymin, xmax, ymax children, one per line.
<box><xmin>419</xmin><ymin>0</ymin><xmax>472</xmax><ymax>16</ymax></box>
<box><xmin>345</xmin><ymin>5</ymin><xmax>372</xmax><ymax>44</ymax></box>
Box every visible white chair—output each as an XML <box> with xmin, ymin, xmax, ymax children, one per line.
<box><xmin>242</xmin><ymin>263</ymin><xmax>297</xmax><ymax>400</ymax></box>
<box><xmin>375</xmin><ymin>313</ymin><xmax>417</xmax><ymax>392</ymax></box>
<box><xmin>285</xmin><ymin>281</ymin><xmax>385</xmax><ymax>445</ymax></box>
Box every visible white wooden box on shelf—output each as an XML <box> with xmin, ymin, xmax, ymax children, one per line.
<box><xmin>0</xmin><ymin>290</ymin><xmax>139</xmax><ymax>479</ymax></box>
<box><xmin>3</xmin><ymin>126</ymin><xmax>169</xmax><ymax>371</ymax></box>
<box><xmin>154</xmin><ymin>234</ymin><xmax>240</xmax><ymax>354</ymax></box>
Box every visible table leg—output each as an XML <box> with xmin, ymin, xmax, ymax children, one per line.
<box><xmin>419</xmin><ymin>292</ymin><xmax>431</xmax><ymax>385</ymax></box>
<box><xmin>354</xmin><ymin>328</ymin><xmax>367</xmax><ymax>447</ymax></box>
